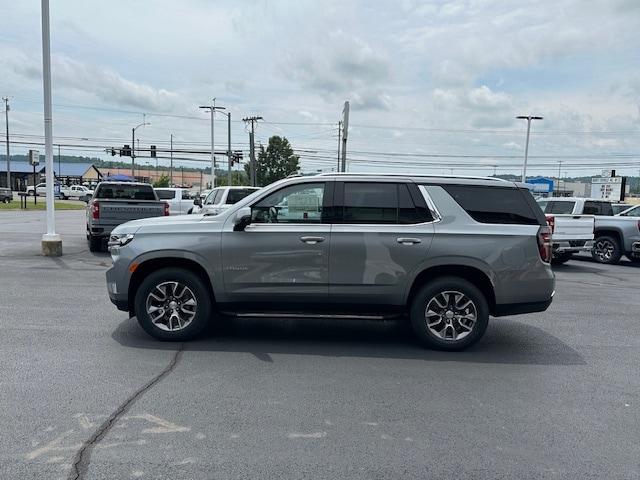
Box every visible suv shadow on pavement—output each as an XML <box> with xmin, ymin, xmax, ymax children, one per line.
<box><xmin>111</xmin><ymin>316</ymin><xmax>585</xmax><ymax>366</ymax></box>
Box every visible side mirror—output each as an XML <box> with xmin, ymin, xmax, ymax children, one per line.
<box><xmin>233</xmin><ymin>206</ymin><xmax>252</xmax><ymax>231</ymax></box>
<box><xmin>193</xmin><ymin>197</ymin><xmax>202</xmax><ymax>207</ymax></box>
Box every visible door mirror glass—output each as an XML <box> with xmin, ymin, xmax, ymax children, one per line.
<box><xmin>193</xmin><ymin>197</ymin><xmax>202</xmax><ymax>207</ymax></box>
<box><xmin>233</xmin><ymin>206</ymin><xmax>252</xmax><ymax>231</ymax></box>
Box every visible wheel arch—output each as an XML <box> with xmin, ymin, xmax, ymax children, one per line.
<box><xmin>128</xmin><ymin>257</ymin><xmax>215</xmax><ymax>316</ymax></box>
<box><xmin>406</xmin><ymin>264</ymin><xmax>497</xmax><ymax>315</ymax></box>
<box><xmin>594</xmin><ymin>228</ymin><xmax>623</xmax><ymax>245</ymax></box>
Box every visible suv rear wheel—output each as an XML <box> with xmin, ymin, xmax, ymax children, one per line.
<box><xmin>410</xmin><ymin>277</ymin><xmax>489</xmax><ymax>351</ymax></box>
<box><xmin>134</xmin><ymin>267</ymin><xmax>211</xmax><ymax>341</ymax></box>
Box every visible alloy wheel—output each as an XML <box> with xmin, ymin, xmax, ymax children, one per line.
<box><xmin>593</xmin><ymin>239</ymin><xmax>614</xmax><ymax>262</ymax></box>
<box><xmin>145</xmin><ymin>281</ymin><xmax>198</xmax><ymax>331</ymax></box>
<box><xmin>425</xmin><ymin>290</ymin><xmax>477</xmax><ymax>342</ymax></box>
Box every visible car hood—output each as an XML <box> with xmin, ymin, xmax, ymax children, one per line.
<box><xmin>112</xmin><ymin>213</ymin><xmax>225</xmax><ymax>235</ymax></box>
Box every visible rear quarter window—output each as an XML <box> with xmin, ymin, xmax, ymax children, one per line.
<box><xmin>155</xmin><ymin>190</ymin><xmax>176</xmax><ymax>200</ymax></box>
<box><xmin>441</xmin><ymin>185</ymin><xmax>542</xmax><ymax>225</ymax></box>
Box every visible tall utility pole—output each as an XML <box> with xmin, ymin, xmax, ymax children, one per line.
<box><xmin>131</xmin><ymin>120</ymin><xmax>150</xmax><ymax>178</ymax></box>
<box><xmin>170</xmin><ymin>134</ymin><xmax>174</xmax><ymax>185</ymax></box>
<box><xmin>57</xmin><ymin>144</ymin><xmax>61</xmax><ymax>183</ymax></box>
<box><xmin>199</xmin><ymin>99</ymin><xmax>225</xmax><ymax>188</ymax></box>
<box><xmin>557</xmin><ymin>160</ymin><xmax>562</xmax><ymax>196</ymax></box>
<box><xmin>3</xmin><ymin>97</ymin><xmax>10</xmax><ymax>189</ymax></box>
<box><xmin>337</xmin><ymin>121</ymin><xmax>342</xmax><ymax>172</ymax></box>
<box><xmin>226</xmin><ymin>112</ymin><xmax>232</xmax><ymax>187</ymax></box>
<box><xmin>243</xmin><ymin>116</ymin><xmax>262</xmax><ymax>187</ymax></box>
<box><xmin>341</xmin><ymin>101</ymin><xmax>349</xmax><ymax>173</ymax></box>
<box><xmin>516</xmin><ymin>115</ymin><xmax>543</xmax><ymax>183</ymax></box>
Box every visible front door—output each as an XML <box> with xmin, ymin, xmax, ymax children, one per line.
<box><xmin>221</xmin><ymin>181</ymin><xmax>332</xmax><ymax>307</ymax></box>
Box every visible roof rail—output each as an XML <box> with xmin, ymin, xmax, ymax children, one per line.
<box><xmin>316</xmin><ymin>172</ymin><xmax>510</xmax><ymax>182</ymax></box>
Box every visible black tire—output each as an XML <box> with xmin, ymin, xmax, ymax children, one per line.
<box><xmin>59</xmin><ymin>193</ymin><xmax>66</xmax><ymax>200</ymax></box>
<box><xmin>592</xmin><ymin>235</ymin><xmax>622</xmax><ymax>264</ymax></box>
<box><xmin>627</xmin><ymin>256</ymin><xmax>640</xmax><ymax>264</ymax></box>
<box><xmin>187</xmin><ymin>208</ymin><xmax>193</xmax><ymax>215</ymax></box>
<box><xmin>409</xmin><ymin>277</ymin><xmax>489</xmax><ymax>351</ymax></box>
<box><xmin>88</xmin><ymin>235</ymin><xmax>102</xmax><ymax>252</ymax></box>
<box><xmin>551</xmin><ymin>252</ymin><xmax>572</xmax><ymax>265</ymax></box>
<box><xmin>134</xmin><ymin>267</ymin><xmax>212</xmax><ymax>341</ymax></box>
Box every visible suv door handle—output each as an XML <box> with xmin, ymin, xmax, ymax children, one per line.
<box><xmin>300</xmin><ymin>236</ymin><xmax>325</xmax><ymax>244</ymax></box>
<box><xmin>397</xmin><ymin>237</ymin><xmax>421</xmax><ymax>245</ymax></box>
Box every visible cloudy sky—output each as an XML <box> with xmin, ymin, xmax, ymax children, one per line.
<box><xmin>1</xmin><ymin>0</ymin><xmax>639</xmax><ymax>177</ymax></box>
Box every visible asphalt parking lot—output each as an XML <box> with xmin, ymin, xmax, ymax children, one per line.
<box><xmin>1</xmin><ymin>209</ymin><xmax>639</xmax><ymax>479</ymax></box>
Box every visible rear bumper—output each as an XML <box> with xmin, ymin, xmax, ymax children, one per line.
<box><xmin>553</xmin><ymin>240</ymin><xmax>593</xmax><ymax>254</ymax></box>
<box><xmin>493</xmin><ymin>296</ymin><xmax>553</xmax><ymax>317</ymax></box>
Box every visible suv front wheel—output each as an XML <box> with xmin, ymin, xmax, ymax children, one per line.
<box><xmin>410</xmin><ymin>277</ymin><xmax>489</xmax><ymax>351</ymax></box>
<box><xmin>134</xmin><ymin>267</ymin><xmax>212</xmax><ymax>341</ymax></box>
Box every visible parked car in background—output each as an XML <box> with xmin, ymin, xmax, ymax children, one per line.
<box><xmin>538</xmin><ymin>197</ymin><xmax>640</xmax><ymax>264</ymax></box>
<box><xmin>617</xmin><ymin>204</ymin><xmax>640</xmax><ymax>217</ymax></box>
<box><xmin>192</xmin><ymin>186</ymin><xmax>260</xmax><ymax>215</ymax></box>
<box><xmin>612</xmin><ymin>203</ymin><xmax>633</xmax><ymax>215</ymax></box>
<box><xmin>154</xmin><ymin>187</ymin><xmax>198</xmax><ymax>215</ymax></box>
<box><xmin>86</xmin><ymin>182</ymin><xmax>169</xmax><ymax>252</ymax></box>
<box><xmin>106</xmin><ymin>173</ymin><xmax>554</xmax><ymax>350</ymax></box>
<box><xmin>0</xmin><ymin>187</ymin><xmax>12</xmax><ymax>203</ymax></box>
<box><xmin>26</xmin><ymin>182</ymin><xmax>61</xmax><ymax>196</ymax></box>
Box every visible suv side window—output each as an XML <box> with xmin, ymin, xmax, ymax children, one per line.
<box><xmin>337</xmin><ymin>182</ymin><xmax>432</xmax><ymax>224</ymax></box>
<box><xmin>584</xmin><ymin>201</ymin><xmax>613</xmax><ymax>216</ymax></box>
<box><xmin>252</xmin><ymin>182</ymin><xmax>325</xmax><ymax>224</ymax></box>
<box><xmin>441</xmin><ymin>185</ymin><xmax>541</xmax><ymax>225</ymax></box>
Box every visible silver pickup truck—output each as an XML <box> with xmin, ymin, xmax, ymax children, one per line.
<box><xmin>86</xmin><ymin>182</ymin><xmax>169</xmax><ymax>252</ymax></box>
<box><xmin>539</xmin><ymin>197</ymin><xmax>640</xmax><ymax>264</ymax></box>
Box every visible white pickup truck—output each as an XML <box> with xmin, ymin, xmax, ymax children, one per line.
<box><xmin>27</xmin><ymin>183</ymin><xmax>93</xmax><ymax>201</ymax></box>
<box><xmin>154</xmin><ymin>188</ymin><xmax>198</xmax><ymax>216</ymax></box>
<box><xmin>537</xmin><ymin>198</ymin><xmax>595</xmax><ymax>264</ymax></box>
<box><xmin>538</xmin><ymin>197</ymin><xmax>640</xmax><ymax>264</ymax></box>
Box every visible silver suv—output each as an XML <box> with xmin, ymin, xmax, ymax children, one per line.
<box><xmin>106</xmin><ymin>174</ymin><xmax>555</xmax><ymax>350</ymax></box>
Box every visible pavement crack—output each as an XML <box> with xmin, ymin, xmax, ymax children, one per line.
<box><xmin>66</xmin><ymin>344</ymin><xmax>184</xmax><ymax>480</ymax></box>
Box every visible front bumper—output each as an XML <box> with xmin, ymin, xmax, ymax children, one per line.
<box><xmin>631</xmin><ymin>242</ymin><xmax>640</xmax><ymax>258</ymax></box>
<box><xmin>106</xmin><ymin>264</ymin><xmax>130</xmax><ymax>312</ymax></box>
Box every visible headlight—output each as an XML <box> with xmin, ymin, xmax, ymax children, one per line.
<box><xmin>108</xmin><ymin>233</ymin><xmax>135</xmax><ymax>249</ymax></box>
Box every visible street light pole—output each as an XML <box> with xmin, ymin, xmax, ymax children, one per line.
<box><xmin>131</xmin><ymin>121</ymin><xmax>150</xmax><ymax>178</ymax></box>
<box><xmin>2</xmin><ymin>97</ymin><xmax>9</xmax><ymax>190</ymax></box>
<box><xmin>40</xmin><ymin>0</ymin><xmax>61</xmax><ymax>255</ymax></box>
<box><xmin>199</xmin><ymin>100</ymin><xmax>225</xmax><ymax>188</ymax></box>
<box><xmin>516</xmin><ymin>115</ymin><xmax>543</xmax><ymax>183</ymax></box>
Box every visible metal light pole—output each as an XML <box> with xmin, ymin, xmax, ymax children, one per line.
<box><xmin>2</xmin><ymin>97</ymin><xmax>9</xmax><ymax>190</ymax></box>
<box><xmin>40</xmin><ymin>0</ymin><xmax>62</xmax><ymax>255</ymax></box>
<box><xmin>199</xmin><ymin>100</ymin><xmax>225</xmax><ymax>188</ymax></box>
<box><xmin>170</xmin><ymin>133</ymin><xmax>174</xmax><ymax>186</ymax></box>
<box><xmin>131</xmin><ymin>121</ymin><xmax>150</xmax><ymax>178</ymax></box>
<box><xmin>516</xmin><ymin>115</ymin><xmax>543</xmax><ymax>183</ymax></box>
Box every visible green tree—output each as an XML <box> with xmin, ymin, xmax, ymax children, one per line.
<box><xmin>153</xmin><ymin>174</ymin><xmax>170</xmax><ymax>188</ymax></box>
<box><xmin>245</xmin><ymin>136</ymin><xmax>299</xmax><ymax>187</ymax></box>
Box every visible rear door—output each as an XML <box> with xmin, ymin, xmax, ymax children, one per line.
<box><xmin>329</xmin><ymin>181</ymin><xmax>434</xmax><ymax>306</ymax></box>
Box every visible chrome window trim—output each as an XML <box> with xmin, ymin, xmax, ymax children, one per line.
<box><xmin>418</xmin><ymin>185</ymin><xmax>442</xmax><ymax>223</ymax></box>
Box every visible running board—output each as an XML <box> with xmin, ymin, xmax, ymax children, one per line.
<box><xmin>220</xmin><ymin>311</ymin><xmax>402</xmax><ymax>321</ymax></box>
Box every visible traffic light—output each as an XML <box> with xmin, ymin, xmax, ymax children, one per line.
<box><xmin>121</xmin><ymin>144</ymin><xmax>132</xmax><ymax>157</ymax></box>
<box><xmin>231</xmin><ymin>150</ymin><xmax>243</xmax><ymax>165</ymax></box>
<box><xmin>110</xmin><ymin>148</ymin><xmax>116</xmax><ymax>156</ymax></box>
<box><xmin>150</xmin><ymin>145</ymin><xmax>156</xmax><ymax>158</ymax></box>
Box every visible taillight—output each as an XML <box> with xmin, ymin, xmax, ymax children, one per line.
<box><xmin>163</xmin><ymin>202</ymin><xmax>170</xmax><ymax>216</ymax></box>
<box><xmin>545</xmin><ymin>215</ymin><xmax>555</xmax><ymax>234</ymax></box>
<box><xmin>91</xmin><ymin>201</ymin><xmax>100</xmax><ymax>220</ymax></box>
<box><xmin>537</xmin><ymin>225</ymin><xmax>552</xmax><ymax>263</ymax></box>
